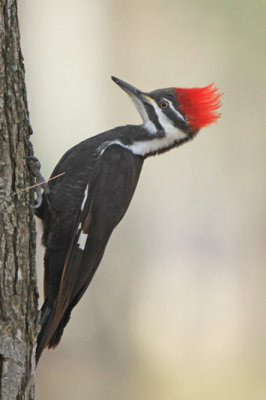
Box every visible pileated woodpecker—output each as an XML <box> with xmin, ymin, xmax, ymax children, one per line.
<box><xmin>35</xmin><ymin>76</ymin><xmax>222</xmax><ymax>364</ymax></box>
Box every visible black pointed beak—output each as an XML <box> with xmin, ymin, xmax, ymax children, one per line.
<box><xmin>111</xmin><ymin>76</ymin><xmax>143</xmax><ymax>97</ymax></box>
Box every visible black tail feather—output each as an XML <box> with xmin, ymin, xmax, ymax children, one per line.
<box><xmin>36</xmin><ymin>301</ymin><xmax>55</xmax><ymax>365</ymax></box>
<box><xmin>36</xmin><ymin>301</ymin><xmax>73</xmax><ymax>365</ymax></box>
<box><xmin>47</xmin><ymin>310</ymin><xmax>71</xmax><ymax>348</ymax></box>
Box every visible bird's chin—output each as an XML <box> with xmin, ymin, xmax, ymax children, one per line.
<box><xmin>130</xmin><ymin>94</ymin><xmax>149</xmax><ymax>122</ymax></box>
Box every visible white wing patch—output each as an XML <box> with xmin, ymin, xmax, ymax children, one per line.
<box><xmin>80</xmin><ymin>184</ymin><xmax>89</xmax><ymax>211</ymax></box>
<box><xmin>77</xmin><ymin>191</ymin><xmax>89</xmax><ymax>250</ymax></box>
<box><xmin>77</xmin><ymin>230</ymin><xmax>88</xmax><ymax>250</ymax></box>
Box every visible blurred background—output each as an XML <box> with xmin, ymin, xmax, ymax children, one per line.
<box><xmin>19</xmin><ymin>0</ymin><xmax>265</xmax><ymax>399</ymax></box>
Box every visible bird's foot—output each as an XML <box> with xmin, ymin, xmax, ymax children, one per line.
<box><xmin>24</xmin><ymin>155</ymin><xmax>48</xmax><ymax>208</ymax></box>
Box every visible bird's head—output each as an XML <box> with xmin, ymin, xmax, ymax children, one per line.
<box><xmin>112</xmin><ymin>76</ymin><xmax>222</xmax><ymax>138</ymax></box>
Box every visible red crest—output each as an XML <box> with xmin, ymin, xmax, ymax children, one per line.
<box><xmin>175</xmin><ymin>84</ymin><xmax>222</xmax><ymax>131</ymax></box>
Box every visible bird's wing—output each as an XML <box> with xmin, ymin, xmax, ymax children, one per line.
<box><xmin>47</xmin><ymin>144</ymin><xmax>144</xmax><ymax>344</ymax></box>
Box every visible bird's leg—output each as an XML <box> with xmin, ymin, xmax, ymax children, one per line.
<box><xmin>24</xmin><ymin>155</ymin><xmax>49</xmax><ymax>208</ymax></box>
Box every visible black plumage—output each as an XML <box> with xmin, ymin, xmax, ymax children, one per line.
<box><xmin>35</xmin><ymin>76</ymin><xmax>222</xmax><ymax>364</ymax></box>
<box><xmin>36</xmin><ymin>136</ymin><xmax>143</xmax><ymax>363</ymax></box>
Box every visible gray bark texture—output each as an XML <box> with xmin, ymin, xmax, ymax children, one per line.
<box><xmin>0</xmin><ymin>1</ymin><xmax>39</xmax><ymax>399</ymax></box>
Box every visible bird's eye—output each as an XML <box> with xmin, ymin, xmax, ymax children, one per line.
<box><xmin>159</xmin><ymin>101</ymin><xmax>169</xmax><ymax>109</ymax></box>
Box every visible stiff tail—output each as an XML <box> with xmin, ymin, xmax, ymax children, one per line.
<box><xmin>36</xmin><ymin>301</ymin><xmax>72</xmax><ymax>365</ymax></box>
<box><xmin>47</xmin><ymin>310</ymin><xmax>71</xmax><ymax>348</ymax></box>
<box><xmin>36</xmin><ymin>301</ymin><xmax>55</xmax><ymax>365</ymax></box>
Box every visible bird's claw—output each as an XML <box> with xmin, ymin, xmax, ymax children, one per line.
<box><xmin>25</xmin><ymin>155</ymin><xmax>48</xmax><ymax>208</ymax></box>
<box><xmin>29</xmin><ymin>187</ymin><xmax>43</xmax><ymax>209</ymax></box>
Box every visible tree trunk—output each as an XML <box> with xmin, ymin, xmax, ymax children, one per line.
<box><xmin>0</xmin><ymin>1</ymin><xmax>38</xmax><ymax>399</ymax></box>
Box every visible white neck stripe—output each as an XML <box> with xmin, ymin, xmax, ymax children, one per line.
<box><xmin>97</xmin><ymin>126</ymin><xmax>187</xmax><ymax>157</ymax></box>
<box><xmin>144</xmin><ymin>120</ymin><xmax>157</xmax><ymax>134</ymax></box>
<box><xmin>98</xmin><ymin>95</ymin><xmax>188</xmax><ymax>157</ymax></box>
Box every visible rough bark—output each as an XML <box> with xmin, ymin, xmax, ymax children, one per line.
<box><xmin>0</xmin><ymin>1</ymin><xmax>39</xmax><ymax>399</ymax></box>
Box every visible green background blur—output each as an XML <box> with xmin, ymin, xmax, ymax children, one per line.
<box><xmin>20</xmin><ymin>0</ymin><xmax>265</xmax><ymax>399</ymax></box>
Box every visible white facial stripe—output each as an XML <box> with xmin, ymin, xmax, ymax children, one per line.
<box><xmin>151</xmin><ymin>100</ymin><xmax>182</xmax><ymax>136</ymax></box>
<box><xmin>97</xmin><ymin>95</ymin><xmax>188</xmax><ymax>157</ymax></box>
<box><xmin>167</xmin><ymin>100</ymin><xmax>186</xmax><ymax>123</ymax></box>
<box><xmin>129</xmin><ymin>97</ymin><xmax>188</xmax><ymax>154</ymax></box>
